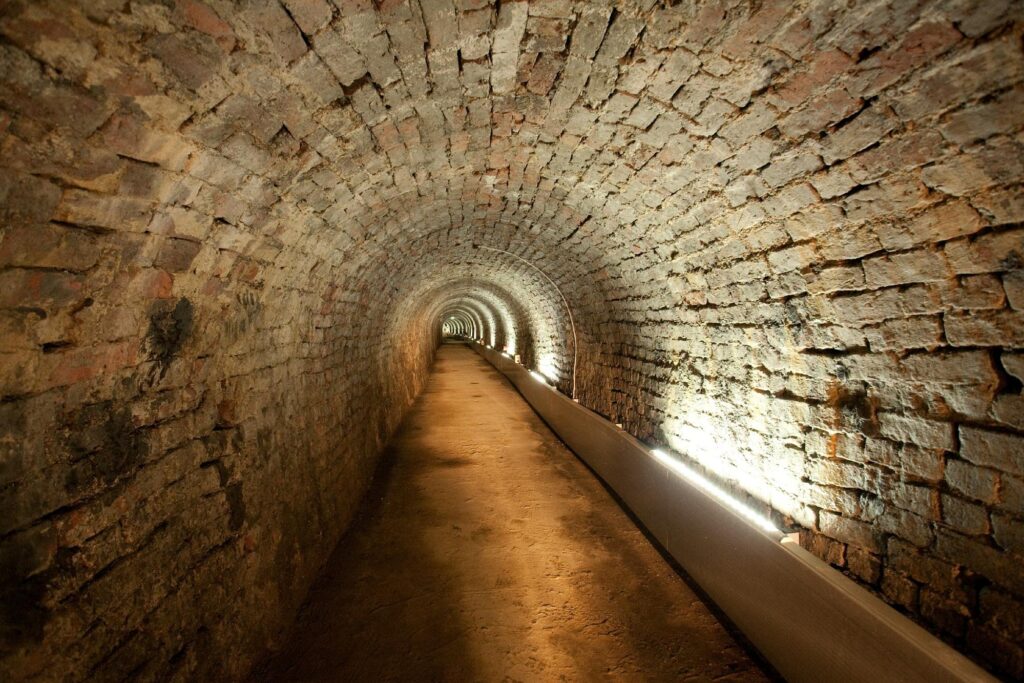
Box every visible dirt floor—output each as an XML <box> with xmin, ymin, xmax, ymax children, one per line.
<box><xmin>253</xmin><ymin>343</ymin><xmax>771</xmax><ymax>682</ymax></box>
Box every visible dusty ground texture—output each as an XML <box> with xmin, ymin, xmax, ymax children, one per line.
<box><xmin>253</xmin><ymin>344</ymin><xmax>770</xmax><ymax>682</ymax></box>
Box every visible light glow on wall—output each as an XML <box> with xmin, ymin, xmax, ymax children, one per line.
<box><xmin>536</xmin><ymin>352</ymin><xmax>559</xmax><ymax>385</ymax></box>
<box><xmin>462</xmin><ymin>289</ymin><xmax>515</xmax><ymax>354</ymax></box>
<box><xmin>659</xmin><ymin>360</ymin><xmax>812</xmax><ymax>530</ymax></box>
<box><xmin>440</xmin><ymin>303</ymin><xmax>489</xmax><ymax>345</ymax></box>
<box><xmin>650</xmin><ymin>448</ymin><xmax>781</xmax><ymax>535</ymax></box>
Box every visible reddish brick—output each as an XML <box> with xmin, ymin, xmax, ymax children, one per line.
<box><xmin>769</xmin><ymin>49</ymin><xmax>854</xmax><ymax>110</ymax></box>
<box><xmin>176</xmin><ymin>0</ymin><xmax>236</xmax><ymax>52</ymax></box>
<box><xmin>0</xmin><ymin>269</ymin><xmax>86</xmax><ymax>309</ymax></box>
<box><xmin>849</xmin><ymin>22</ymin><xmax>963</xmax><ymax>98</ymax></box>
<box><xmin>154</xmin><ymin>238</ymin><xmax>202</xmax><ymax>273</ymax></box>
<box><xmin>0</xmin><ymin>224</ymin><xmax>100</xmax><ymax>272</ymax></box>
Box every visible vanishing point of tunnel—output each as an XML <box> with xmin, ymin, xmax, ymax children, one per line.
<box><xmin>0</xmin><ymin>0</ymin><xmax>1022</xmax><ymax>681</ymax></box>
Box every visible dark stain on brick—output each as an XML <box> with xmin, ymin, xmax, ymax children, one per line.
<box><xmin>224</xmin><ymin>289</ymin><xmax>261</xmax><ymax>342</ymax></box>
<box><xmin>146</xmin><ymin>297</ymin><xmax>194</xmax><ymax>377</ymax></box>
<box><xmin>202</xmin><ymin>459</ymin><xmax>246</xmax><ymax>531</ymax></box>
<box><xmin>0</xmin><ymin>528</ymin><xmax>72</xmax><ymax>651</ymax></box>
<box><xmin>999</xmin><ymin>252</ymin><xmax>1022</xmax><ymax>272</ymax></box>
<box><xmin>827</xmin><ymin>382</ymin><xmax>879</xmax><ymax>436</ymax></box>
<box><xmin>64</xmin><ymin>401</ymin><xmax>146</xmax><ymax>493</ymax></box>
<box><xmin>0</xmin><ymin>570</ymin><xmax>49</xmax><ymax>649</ymax></box>
<box><xmin>255</xmin><ymin>427</ymin><xmax>273</xmax><ymax>463</ymax></box>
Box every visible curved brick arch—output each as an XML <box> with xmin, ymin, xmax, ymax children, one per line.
<box><xmin>440</xmin><ymin>308</ymin><xmax>476</xmax><ymax>337</ymax></box>
<box><xmin>441</xmin><ymin>302</ymin><xmax>489</xmax><ymax>341</ymax></box>
<box><xmin>1</xmin><ymin>0</ymin><xmax>1022</xmax><ymax>680</ymax></box>
<box><xmin>409</xmin><ymin>272</ymin><xmax>571</xmax><ymax>373</ymax></box>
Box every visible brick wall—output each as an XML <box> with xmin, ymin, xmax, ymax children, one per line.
<box><xmin>1</xmin><ymin>0</ymin><xmax>1022</xmax><ymax>680</ymax></box>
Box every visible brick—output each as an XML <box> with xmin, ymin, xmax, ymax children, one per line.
<box><xmin>820</xmin><ymin>105</ymin><xmax>898</xmax><ymax>165</ymax></box>
<box><xmin>0</xmin><ymin>172</ymin><xmax>61</xmax><ymax>225</ymax></box>
<box><xmin>244</xmin><ymin>0</ymin><xmax>309</xmax><ymax>63</ymax></box>
<box><xmin>973</xmin><ymin>186</ymin><xmax>1024</xmax><ymax>226</ymax></box>
<box><xmin>846</xmin><ymin>546</ymin><xmax>882</xmax><ymax>585</ymax></box>
<box><xmin>1003</xmin><ymin>354</ymin><xmax>1024</xmax><ymax>384</ymax></box>
<box><xmin>809</xmin><ymin>165</ymin><xmax>857</xmax><ymax>200</ymax></box>
<box><xmin>847</xmin><ymin>129</ymin><xmax>945</xmax><ymax>185</ymax></box>
<box><xmin>54</xmin><ymin>190</ymin><xmax>153</xmax><ymax>232</ymax></box>
<box><xmin>864</xmin><ymin>316</ymin><xmax>943</xmax><ymax>352</ymax></box>
<box><xmin>524</xmin><ymin>16</ymin><xmax>569</xmax><ymax>52</ymax></box>
<box><xmin>888</xmin><ymin>538</ymin><xmax>970</xmax><ymax>600</ymax></box>
<box><xmin>863</xmin><ymin>250</ymin><xmax>948</xmax><ymax>287</ymax></box>
<box><xmin>967</xmin><ymin>625</ymin><xmax>1024</xmax><ymax>681</ymax></box>
<box><xmin>647</xmin><ymin>50</ymin><xmax>700</xmax><ymax>103</ymax></box>
<box><xmin>922</xmin><ymin>138</ymin><xmax>1024</xmax><ymax>197</ymax></box>
<box><xmin>901</xmin><ymin>445</ymin><xmax>945</xmax><ymax>483</ymax></box>
<box><xmin>881</xmin><ymin>569</ymin><xmax>919</xmax><ymax>611</ymax></box>
<box><xmin>98</xmin><ymin>114</ymin><xmax>193</xmax><ymax>170</ymax></box>
<box><xmin>779</xmin><ymin>88</ymin><xmax>862</xmax><ymax>140</ymax></box>
<box><xmin>945</xmin><ymin>310</ymin><xmax>1024</xmax><ymax>347</ymax></box>
<box><xmin>289</xmin><ymin>51</ymin><xmax>344</xmax><ymax>108</ymax></box>
<box><xmin>0</xmin><ymin>269</ymin><xmax>87</xmax><ymax>310</ymax></box>
<box><xmin>806</xmin><ymin>265</ymin><xmax>864</xmax><ymax>294</ymax></box>
<box><xmin>900</xmin><ymin>350</ymin><xmax>999</xmax><ymax>387</ymax></box>
<box><xmin>819</xmin><ymin>510</ymin><xmax>880</xmax><ymax>552</ymax></box>
<box><xmin>1002</xmin><ymin>476</ymin><xmax>1024</xmax><ymax>516</ymax></box>
<box><xmin>980</xmin><ymin>587</ymin><xmax>1024</xmax><ymax>641</ymax></box>
<box><xmin>935</xmin><ymin>528</ymin><xmax>1024</xmax><ymax>595</ymax></box>
<box><xmin>944</xmin><ymin>228</ymin><xmax>1024</xmax><ymax>275</ymax></box>
<box><xmin>769</xmin><ymin>49</ymin><xmax>854</xmax><ymax>110</ymax></box>
<box><xmin>44</xmin><ymin>340</ymin><xmax>138</xmax><ymax>389</ymax></box>
<box><xmin>154</xmin><ymin>238</ymin><xmax>202</xmax><ymax>273</ymax></box>
<box><xmin>177</xmin><ymin>0</ymin><xmax>236</xmax><ymax>52</ymax></box>
<box><xmin>888</xmin><ymin>483</ymin><xmax>939</xmax><ymax>520</ymax></box>
<box><xmin>992</xmin><ymin>395</ymin><xmax>1024</xmax><ymax>431</ymax></box>
<box><xmin>940</xmin><ymin>274</ymin><xmax>1005</xmax><ymax>311</ymax></box>
<box><xmin>941</xmin><ymin>493</ymin><xmax>990</xmax><ymax>535</ymax></box>
<box><xmin>959</xmin><ymin>427</ymin><xmax>1024</xmax><ymax>477</ymax></box>
<box><xmin>282</xmin><ymin>0</ymin><xmax>332</xmax><ymax>35</ymax></box>
<box><xmin>940</xmin><ymin>86</ymin><xmax>1024</xmax><ymax>145</ymax></box>
<box><xmin>800</xmin><ymin>528</ymin><xmax>846</xmax><ymax>566</ymax></box>
<box><xmin>893</xmin><ymin>34</ymin><xmax>1024</xmax><ymax>122</ymax></box>
<box><xmin>992</xmin><ymin>513</ymin><xmax>1024</xmax><ymax>554</ymax></box>
<box><xmin>849</xmin><ymin>22</ymin><xmax>963</xmax><ymax>98</ymax></box>
<box><xmin>1005</xmin><ymin>271</ymin><xmax>1024</xmax><ymax>310</ymax></box>
<box><xmin>920</xmin><ymin>588</ymin><xmax>969</xmax><ymax>639</ymax></box>
<box><xmin>761</xmin><ymin>149</ymin><xmax>823</xmax><ymax>188</ymax></box>
<box><xmin>904</xmin><ymin>200</ymin><xmax>986</xmax><ymax>246</ymax></box>
<box><xmin>877</xmin><ymin>413</ymin><xmax>955</xmax><ymax>451</ymax></box>
<box><xmin>945</xmin><ymin>458</ymin><xmax>999</xmax><ymax>503</ymax></box>
<box><xmin>0</xmin><ymin>224</ymin><xmax>101</xmax><ymax>272</ymax></box>
<box><xmin>146</xmin><ymin>32</ymin><xmax>224</xmax><ymax>90</ymax></box>
<box><xmin>313</xmin><ymin>29</ymin><xmax>367</xmax><ymax>87</ymax></box>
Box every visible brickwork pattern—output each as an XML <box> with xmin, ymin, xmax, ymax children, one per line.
<box><xmin>0</xmin><ymin>0</ymin><xmax>1022</xmax><ymax>680</ymax></box>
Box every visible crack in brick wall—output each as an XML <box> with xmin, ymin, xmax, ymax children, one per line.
<box><xmin>0</xmin><ymin>0</ymin><xmax>1022</xmax><ymax>680</ymax></box>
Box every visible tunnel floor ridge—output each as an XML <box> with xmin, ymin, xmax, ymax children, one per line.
<box><xmin>252</xmin><ymin>343</ymin><xmax>770</xmax><ymax>682</ymax></box>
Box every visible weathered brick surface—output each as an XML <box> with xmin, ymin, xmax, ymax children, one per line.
<box><xmin>0</xmin><ymin>0</ymin><xmax>1022</xmax><ymax>680</ymax></box>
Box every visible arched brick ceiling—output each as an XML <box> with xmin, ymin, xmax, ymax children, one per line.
<box><xmin>2</xmin><ymin>0</ymin><xmax>1023</xmax><ymax>680</ymax></box>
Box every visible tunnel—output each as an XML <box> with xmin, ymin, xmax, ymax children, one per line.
<box><xmin>0</xmin><ymin>0</ymin><xmax>1022</xmax><ymax>680</ymax></box>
